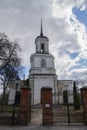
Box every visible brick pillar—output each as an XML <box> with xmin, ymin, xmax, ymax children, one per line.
<box><xmin>41</xmin><ymin>87</ymin><xmax>53</xmax><ymax>125</ymax></box>
<box><xmin>80</xmin><ymin>87</ymin><xmax>87</xmax><ymax>125</ymax></box>
<box><xmin>19</xmin><ymin>87</ymin><xmax>31</xmax><ymax>125</ymax></box>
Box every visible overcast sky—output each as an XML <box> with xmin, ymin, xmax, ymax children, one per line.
<box><xmin>0</xmin><ymin>0</ymin><xmax>87</xmax><ymax>85</ymax></box>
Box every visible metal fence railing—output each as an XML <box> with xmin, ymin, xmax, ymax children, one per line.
<box><xmin>53</xmin><ymin>104</ymin><xmax>84</xmax><ymax>125</ymax></box>
<box><xmin>0</xmin><ymin>100</ymin><xmax>20</xmax><ymax>125</ymax></box>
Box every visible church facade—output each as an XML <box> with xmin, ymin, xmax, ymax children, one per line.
<box><xmin>8</xmin><ymin>23</ymin><xmax>74</xmax><ymax>105</ymax></box>
<box><xmin>29</xmin><ymin>23</ymin><xmax>57</xmax><ymax>104</ymax></box>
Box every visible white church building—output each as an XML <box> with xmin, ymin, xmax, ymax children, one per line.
<box><xmin>8</xmin><ymin>22</ymin><xmax>74</xmax><ymax>105</ymax></box>
<box><xmin>29</xmin><ymin>22</ymin><xmax>57</xmax><ymax>105</ymax></box>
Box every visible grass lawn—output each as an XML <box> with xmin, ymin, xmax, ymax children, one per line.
<box><xmin>0</xmin><ymin>104</ymin><xmax>19</xmax><ymax>114</ymax></box>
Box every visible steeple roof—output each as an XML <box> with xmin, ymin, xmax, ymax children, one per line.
<box><xmin>40</xmin><ymin>19</ymin><xmax>43</xmax><ymax>36</ymax></box>
<box><xmin>36</xmin><ymin>20</ymin><xmax>49</xmax><ymax>40</ymax></box>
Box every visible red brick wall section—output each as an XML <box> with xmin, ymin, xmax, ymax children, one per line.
<box><xmin>80</xmin><ymin>87</ymin><xmax>87</xmax><ymax>125</ymax></box>
<box><xmin>41</xmin><ymin>87</ymin><xmax>53</xmax><ymax>125</ymax></box>
<box><xmin>19</xmin><ymin>87</ymin><xmax>31</xmax><ymax>126</ymax></box>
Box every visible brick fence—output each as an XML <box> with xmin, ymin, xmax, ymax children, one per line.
<box><xmin>19</xmin><ymin>86</ymin><xmax>31</xmax><ymax>125</ymax></box>
<box><xmin>41</xmin><ymin>87</ymin><xmax>53</xmax><ymax>125</ymax></box>
<box><xmin>80</xmin><ymin>87</ymin><xmax>87</xmax><ymax>125</ymax></box>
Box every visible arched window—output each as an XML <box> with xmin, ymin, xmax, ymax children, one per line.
<box><xmin>41</xmin><ymin>60</ymin><xmax>46</xmax><ymax>67</ymax></box>
<box><xmin>41</xmin><ymin>44</ymin><xmax>44</xmax><ymax>53</ymax></box>
<box><xmin>15</xmin><ymin>91</ymin><xmax>20</xmax><ymax>106</ymax></box>
<box><xmin>63</xmin><ymin>90</ymin><xmax>68</xmax><ymax>104</ymax></box>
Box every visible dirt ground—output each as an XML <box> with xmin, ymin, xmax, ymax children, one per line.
<box><xmin>31</xmin><ymin>108</ymin><xmax>42</xmax><ymax>124</ymax></box>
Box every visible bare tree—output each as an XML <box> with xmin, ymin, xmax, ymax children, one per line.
<box><xmin>0</xmin><ymin>33</ymin><xmax>21</xmax><ymax>112</ymax></box>
<box><xmin>0</xmin><ymin>33</ymin><xmax>21</xmax><ymax>74</ymax></box>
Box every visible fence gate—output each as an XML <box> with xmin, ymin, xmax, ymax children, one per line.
<box><xmin>53</xmin><ymin>91</ymin><xmax>84</xmax><ymax>125</ymax></box>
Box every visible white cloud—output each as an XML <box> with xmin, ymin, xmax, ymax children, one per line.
<box><xmin>0</xmin><ymin>0</ymin><xmax>87</xmax><ymax>83</ymax></box>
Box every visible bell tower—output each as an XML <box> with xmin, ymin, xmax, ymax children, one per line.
<box><xmin>35</xmin><ymin>21</ymin><xmax>49</xmax><ymax>54</ymax></box>
<box><xmin>29</xmin><ymin>22</ymin><xmax>57</xmax><ymax>104</ymax></box>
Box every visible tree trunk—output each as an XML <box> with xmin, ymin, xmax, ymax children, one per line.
<box><xmin>0</xmin><ymin>87</ymin><xmax>5</xmax><ymax>113</ymax></box>
<box><xmin>0</xmin><ymin>80</ymin><xmax>8</xmax><ymax>113</ymax></box>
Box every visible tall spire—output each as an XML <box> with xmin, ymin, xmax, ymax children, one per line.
<box><xmin>40</xmin><ymin>19</ymin><xmax>43</xmax><ymax>36</ymax></box>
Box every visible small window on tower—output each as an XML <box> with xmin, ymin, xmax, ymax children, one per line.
<box><xmin>41</xmin><ymin>44</ymin><xmax>44</xmax><ymax>53</ymax></box>
<box><xmin>41</xmin><ymin>60</ymin><xmax>46</xmax><ymax>67</ymax></box>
